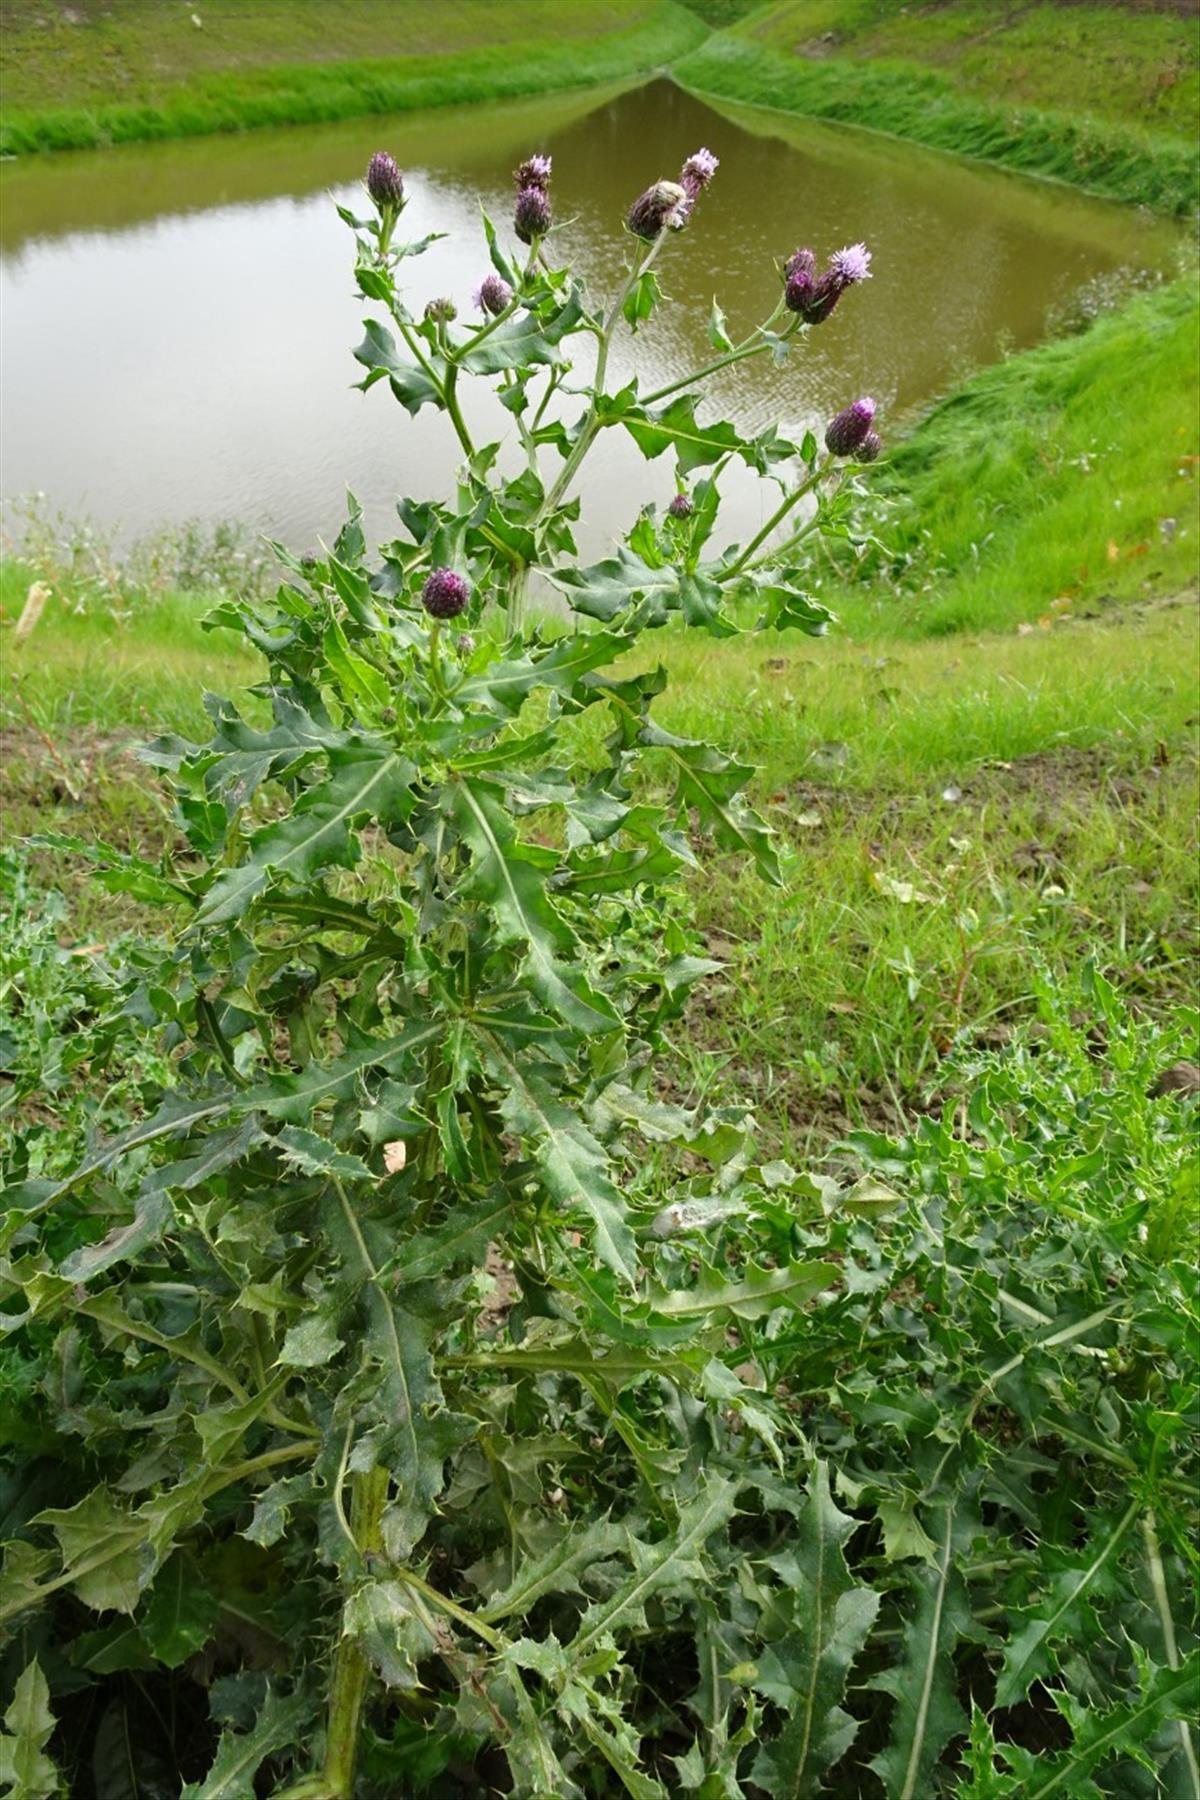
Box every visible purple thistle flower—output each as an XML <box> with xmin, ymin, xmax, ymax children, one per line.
<box><xmin>424</xmin><ymin>296</ymin><xmax>457</xmax><ymax>323</ymax></box>
<box><xmin>422</xmin><ymin>568</ymin><xmax>471</xmax><ymax>620</ymax></box>
<box><xmin>830</xmin><ymin>242</ymin><xmax>872</xmax><ymax>285</ymax></box>
<box><xmin>514</xmin><ymin>153</ymin><xmax>552</xmax><ymax>192</ymax></box>
<box><xmin>366</xmin><ymin>151</ymin><xmax>405</xmax><ymax>212</ymax></box>
<box><xmin>474</xmin><ymin>273</ymin><xmax>514</xmax><ymax>317</ymax></box>
<box><xmin>514</xmin><ymin>184</ymin><xmax>552</xmax><ymax>243</ymax></box>
<box><xmin>784</xmin><ymin>247</ymin><xmax>818</xmax><ymax>315</ymax></box>
<box><xmin>668</xmin><ymin>492</ymin><xmax>694</xmax><ymax>520</ymax></box>
<box><xmin>680</xmin><ymin>146</ymin><xmax>719</xmax><ymax>200</ymax></box>
<box><xmin>856</xmin><ymin>429</ymin><xmax>883</xmax><ymax>464</ymax></box>
<box><xmin>825</xmin><ymin>397</ymin><xmax>877</xmax><ymax>457</ymax></box>
<box><xmin>627</xmin><ymin>179</ymin><xmax>688</xmax><ymax>240</ymax></box>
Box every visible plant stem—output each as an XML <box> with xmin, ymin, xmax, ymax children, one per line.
<box><xmin>722</xmin><ymin>457</ymin><xmax>831</xmax><ymax>579</ymax></box>
<box><xmin>322</xmin><ymin>1465</ymin><xmax>390</xmax><ymax>1798</ymax></box>
<box><xmin>640</xmin><ymin>307</ymin><xmax>794</xmax><ymax>409</ymax></box>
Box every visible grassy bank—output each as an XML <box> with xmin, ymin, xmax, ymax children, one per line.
<box><xmin>837</xmin><ymin>277</ymin><xmax>1200</xmax><ymax>637</ymax></box>
<box><xmin>676</xmin><ymin>1</ymin><xmax>1200</xmax><ymax>213</ymax></box>
<box><xmin>0</xmin><ymin>0</ymin><xmax>706</xmax><ymax>156</ymax></box>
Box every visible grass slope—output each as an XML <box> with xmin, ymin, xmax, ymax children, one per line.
<box><xmin>0</xmin><ymin>1</ymin><xmax>707</xmax><ymax>155</ymax></box>
<box><xmin>840</xmin><ymin>278</ymin><xmax>1200</xmax><ymax>637</ymax></box>
<box><xmin>676</xmin><ymin>1</ymin><xmax>1200</xmax><ymax>212</ymax></box>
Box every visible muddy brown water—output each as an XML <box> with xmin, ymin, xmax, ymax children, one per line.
<box><xmin>0</xmin><ymin>77</ymin><xmax>1180</xmax><ymax>558</ymax></box>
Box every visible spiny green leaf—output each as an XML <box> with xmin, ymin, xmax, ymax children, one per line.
<box><xmin>140</xmin><ymin>1552</ymin><xmax>219</xmax><ymax>1669</ymax></box>
<box><xmin>639</xmin><ymin>722</ymin><xmax>780</xmax><ymax>884</ymax></box>
<box><xmin>650</xmin><ymin>1259</ymin><xmax>836</xmax><ymax>1322</ymax></box>
<box><xmin>197</xmin><ymin>744</ymin><xmax>416</xmax><ymax>925</ymax></box>
<box><xmin>179</xmin><ymin>1683</ymin><xmax>307</xmax><ymax>1799</ymax></box>
<box><xmin>448</xmin><ymin>775</ymin><xmax>619</xmax><ymax>1035</ymax></box>
<box><xmin>751</xmin><ymin>1463</ymin><xmax>880</xmax><ymax>1799</ymax></box>
<box><xmin>624</xmin><ymin>395</ymin><xmax>744</xmax><ymax>474</ymax></box>
<box><xmin>0</xmin><ymin>1657</ymin><xmax>59</xmax><ymax>1800</ymax></box>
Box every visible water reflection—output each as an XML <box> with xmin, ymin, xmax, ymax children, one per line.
<box><xmin>0</xmin><ymin>78</ymin><xmax>1177</xmax><ymax>555</ymax></box>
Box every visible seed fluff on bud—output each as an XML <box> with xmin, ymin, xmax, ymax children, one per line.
<box><xmin>627</xmin><ymin>179</ymin><xmax>688</xmax><ymax>240</ymax></box>
<box><xmin>421</xmin><ymin>568</ymin><xmax>470</xmax><ymax>620</ymax></box>
<box><xmin>514</xmin><ymin>184</ymin><xmax>552</xmax><ymax>244</ymax></box>
<box><xmin>366</xmin><ymin>151</ymin><xmax>405</xmax><ymax>212</ymax></box>
<box><xmin>825</xmin><ymin>397</ymin><xmax>877</xmax><ymax>457</ymax></box>
<box><xmin>474</xmin><ymin>273</ymin><xmax>514</xmax><ymax>317</ymax></box>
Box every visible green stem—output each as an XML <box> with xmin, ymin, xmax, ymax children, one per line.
<box><xmin>640</xmin><ymin>307</ymin><xmax>793</xmax><ymax>409</ymax></box>
<box><xmin>1143</xmin><ymin>1510</ymin><xmax>1200</xmax><ymax>1797</ymax></box>
<box><xmin>722</xmin><ymin>457</ymin><xmax>831</xmax><ymax>580</ymax></box>
<box><xmin>322</xmin><ymin>1466</ymin><xmax>389</xmax><ymax>1798</ymax></box>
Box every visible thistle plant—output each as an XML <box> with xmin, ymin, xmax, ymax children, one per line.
<box><xmin>0</xmin><ymin>146</ymin><xmax>908</xmax><ymax>1796</ymax></box>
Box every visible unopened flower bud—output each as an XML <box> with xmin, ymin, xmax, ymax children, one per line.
<box><xmin>455</xmin><ymin>632</ymin><xmax>476</xmax><ymax>655</ymax></box>
<box><xmin>856</xmin><ymin>429</ymin><xmax>882</xmax><ymax>463</ymax></box>
<box><xmin>424</xmin><ymin>296</ymin><xmax>457</xmax><ymax>323</ymax></box>
<box><xmin>627</xmin><ymin>179</ymin><xmax>688</xmax><ymax>240</ymax></box>
<box><xmin>825</xmin><ymin>397</ymin><xmax>877</xmax><ymax>457</ymax></box>
<box><xmin>514</xmin><ymin>154</ymin><xmax>552</xmax><ymax>192</ymax></box>
<box><xmin>514</xmin><ymin>185</ymin><xmax>552</xmax><ymax>243</ymax></box>
<box><xmin>366</xmin><ymin>151</ymin><xmax>405</xmax><ymax>212</ymax></box>
<box><xmin>475</xmin><ymin>273</ymin><xmax>513</xmax><ymax>317</ymax></box>
<box><xmin>422</xmin><ymin>568</ymin><xmax>470</xmax><ymax>619</ymax></box>
<box><xmin>668</xmin><ymin>492</ymin><xmax>694</xmax><ymax>520</ymax></box>
<box><xmin>299</xmin><ymin>550</ymin><xmax>320</xmax><ymax>574</ymax></box>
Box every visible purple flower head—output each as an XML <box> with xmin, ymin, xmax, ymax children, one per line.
<box><xmin>366</xmin><ymin>151</ymin><xmax>405</xmax><ymax>212</ymax></box>
<box><xmin>680</xmin><ymin>146</ymin><xmax>719</xmax><ymax>201</ymax></box>
<box><xmin>514</xmin><ymin>154</ymin><xmax>552</xmax><ymax>192</ymax></box>
<box><xmin>514</xmin><ymin>184</ymin><xmax>552</xmax><ymax>243</ymax></box>
<box><xmin>627</xmin><ymin>179</ymin><xmax>688</xmax><ymax>240</ymax></box>
<box><xmin>668</xmin><ymin>492</ymin><xmax>694</xmax><ymax>521</ymax></box>
<box><xmin>424</xmin><ymin>296</ymin><xmax>457</xmax><ymax>324</ymax></box>
<box><xmin>825</xmin><ymin>397</ymin><xmax>877</xmax><ymax>457</ymax></box>
<box><xmin>830</xmin><ymin>242</ymin><xmax>872</xmax><ymax>285</ymax></box>
<box><xmin>785</xmin><ymin>242</ymin><xmax>872</xmax><ymax>323</ymax></box>
<box><xmin>855</xmin><ymin>429</ymin><xmax>883</xmax><ymax>464</ymax></box>
<box><xmin>474</xmin><ymin>273</ymin><xmax>514</xmax><ymax>317</ymax></box>
<box><xmin>421</xmin><ymin>568</ymin><xmax>470</xmax><ymax>620</ymax></box>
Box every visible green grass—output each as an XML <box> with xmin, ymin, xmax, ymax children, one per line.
<box><xmin>676</xmin><ymin>2</ymin><xmax>1200</xmax><ymax>214</ymax></box>
<box><xmin>837</xmin><ymin>277</ymin><xmax>1200</xmax><ymax>638</ymax></box>
<box><xmin>3</xmin><ymin>576</ymin><xmax>1195</xmax><ymax>1146</ymax></box>
<box><xmin>0</xmin><ymin>1</ymin><xmax>707</xmax><ymax>155</ymax></box>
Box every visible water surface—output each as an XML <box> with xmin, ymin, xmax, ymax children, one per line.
<box><xmin>0</xmin><ymin>79</ymin><xmax>1178</xmax><ymax>556</ymax></box>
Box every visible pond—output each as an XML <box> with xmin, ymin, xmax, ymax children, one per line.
<box><xmin>0</xmin><ymin>77</ymin><xmax>1179</xmax><ymax>559</ymax></box>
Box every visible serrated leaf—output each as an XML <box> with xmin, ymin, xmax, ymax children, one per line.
<box><xmin>197</xmin><ymin>745</ymin><xmax>416</xmax><ymax>925</ymax></box>
<box><xmin>639</xmin><ymin>722</ymin><xmax>780</xmax><ymax>884</ymax></box>
<box><xmin>650</xmin><ymin>1259</ymin><xmax>836</xmax><ymax>1322</ymax></box>
<box><xmin>447</xmin><ymin>775</ymin><xmax>618</xmax><ymax>1035</ymax></box>
<box><xmin>454</xmin><ymin>626</ymin><xmax>634</xmax><ymax>719</ymax></box>
<box><xmin>58</xmin><ymin>1188</ymin><xmax>172</xmax><ymax>1284</ymax></box>
<box><xmin>0</xmin><ymin>1657</ymin><xmax>59</xmax><ymax>1800</ymax></box>
<box><xmin>870</xmin><ymin>1503</ymin><xmax>971</xmax><ymax>1800</ymax></box>
<box><xmin>481</xmin><ymin>1519</ymin><xmax>628</xmax><ymax>1622</ymax></box>
<box><xmin>459</xmin><ymin>285</ymin><xmax>584</xmax><ymax>375</ymax></box>
<box><xmin>140</xmin><ymin>1552</ymin><xmax>219</xmax><ymax>1668</ymax></box>
<box><xmin>623</xmin><ymin>270</ymin><xmax>663</xmax><ymax>333</ymax></box>
<box><xmin>179</xmin><ymin>1684</ymin><xmax>306</xmax><ymax>1799</ymax></box>
<box><xmin>551</xmin><ymin>547</ymin><xmax>681</xmax><ymax>625</ymax></box>
<box><xmin>277</xmin><ymin>1312</ymin><xmax>344</xmax><ymax>1368</ymax></box>
<box><xmin>33</xmin><ymin>1487</ymin><xmax>152</xmax><ymax>1616</ymax></box>
<box><xmin>994</xmin><ymin>1500</ymin><xmax>1140</xmax><ymax>1708</ymax></box>
<box><xmin>750</xmin><ymin>1463</ymin><xmax>880</xmax><ymax>1799</ymax></box>
<box><xmin>353</xmin><ymin>319</ymin><xmax>443</xmax><ymax>414</ymax></box>
<box><xmin>274</xmin><ymin>1125</ymin><xmax>376</xmax><ymax>1183</ymax></box>
<box><xmin>708</xmin><ymin>297</ymin><xmax>733</xmax><ymax>352</ymax></box>
<box><xmin>479</xmin><ymin>1037</ymin><xmax>636</xmax><ymax>1283</ymax></box>
<box><xmin>624</xmin><ymin>396</ymin><xmax>744</xmax><ymax>474</ymax></box>
<box><xmin>344</xmin><ymin>1579</ymin><xmax>438</xmax><ymax>1689</ymax></box>
<box><xmin>998</xmin><ymin>1652</ymin><xmax>1200</xmax><ymax>1799</ymax></box>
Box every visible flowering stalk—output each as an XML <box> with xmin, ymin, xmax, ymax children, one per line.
<box><xmin>722</xmin><ymin>454</ymin><xmax>832</xmax><ymax>578</ymax></box>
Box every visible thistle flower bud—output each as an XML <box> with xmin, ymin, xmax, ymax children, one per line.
<box><xmin>668</xmin><ymin>492</ymin><xmax>694</xmax><ymax>520</ymax></box>
<box><xmin>784</xmin><ymin>241</ymin><xmax>871</xmax><ymax>323</ymax></box>
<box><xmin>514</xmin><ymin>184</ymin><xmax>552</xmax><ymax>244</ymax></box>
<box><xmin>825</xmin><ymin>397</ymin><xmax>877</xmax><ymax>457</ymax></box>
<box><xmin>514</xmin><ymin>153</ymin><xmax>552</xmax><ymax>192</ymax></box>
<box><xmin>474</xmin><ymin>273</ymin><xmax>513</xmax><ymax>317</ymax></box>
<box><xmin>422</xmin><ymin>568</ymin><xmax>470</xmax><ymax>620</ymax></box>
<box><xmin>627</xmin><ymin>179</ymin><xmax>688</xmax><ymax>240</ymax></box>
<box><xmin>680</xmin><ymin>146</ymin><xmax>719</xmax><ymax>201</ymax></box>
<box><xmin>455</xmin><ymin>632</ymin><xmax>476</xmax><ymax>655</ymax></box>
<box><xmin>424</xmin><ymin>296</ymin><xmax>457</xmax><ymax>324</ymax></box>
<box><xmin>856</xmin><ymin>429</ymin><xmax>883</xmax><ymax>463</ymax></box>
<box><xmin>366</xmin><ymin>151</ymin><xmax>405</xmax><ymax>212</ymax></box>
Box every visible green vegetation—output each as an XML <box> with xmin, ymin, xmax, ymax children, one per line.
<box><xmin>676</xmin><ymin>0</ymin><xmax>1200</xmax><ymax>213</ymax></box>
<box><xmin>844</xmin><ymin>277</ymin><xmax>1200</xmax><ymax>637</ymax></box>
<box><xmin>0</xmin><ymin>0</ymin><xmax>706</xmax><ymax>155</ymax></box>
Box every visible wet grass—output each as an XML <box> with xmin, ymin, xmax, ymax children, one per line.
<box><xmin>0</xmin><ymin>2</ymin><xmax>707</xmax><ymax>155</ymax></box>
